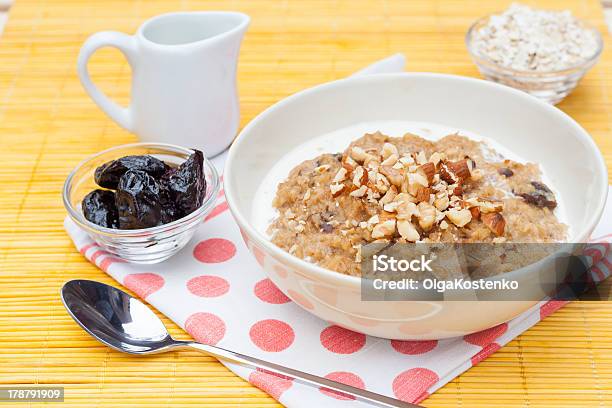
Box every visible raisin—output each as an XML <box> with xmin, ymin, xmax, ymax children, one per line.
<box><xmin>82</xmin><ymin>189</ymin><xmax>119</xmax><ymax>228</ymax></box>
<box><xmin>516</xmin><ymin>181</ymin><xmax>557</xmax><ymax>209</ymax></box>
<box><xmin>94</xmin><ymin>155</ymin><xmax>166</xmax><ymax>189</ymax></box>
<box><xmin>531</xmin><ymin>181</ymin><xmax>552</xmax><ymax>193</ymax></box>
<box><xmin>115</xmin><ymin>170</ymin><xmax>163</xmax><ymax>229</ymax></box>
<box><xmin>498</xmin><ymin>167</ymin><xmax>514</xmax><ymax>177</ymax></box>
<box><xmin>164</xmin><ymin>150</ymin><xmax>206</xmax><ymax>218</ymax></box>
<box><xmin>517</xmin><ymin>192</ymin><xmax>557</xmax><ymax>209</ymax></box>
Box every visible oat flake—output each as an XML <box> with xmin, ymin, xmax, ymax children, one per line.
<box><xmin>471</xmin><ymin>3</ymin><xmax>599</xmax><ymax>71</ymax></box>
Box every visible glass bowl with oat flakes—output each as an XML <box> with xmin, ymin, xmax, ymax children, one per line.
<box><xmin>466</xmin><ymin>3</ymin><xmax>603</xmax><ymax>104</ymax></box>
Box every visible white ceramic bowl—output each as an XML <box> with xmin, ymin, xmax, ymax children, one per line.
<box><xmin>224</xmin><ymin>73</ymin><xmax>607</xmax><ymax>339</ymax></box>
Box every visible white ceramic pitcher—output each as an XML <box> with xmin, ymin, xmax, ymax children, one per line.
<box><xmin>77</xmin><ymin>11</ymin><xmax>250</xmax><ymax>157</ymax></box>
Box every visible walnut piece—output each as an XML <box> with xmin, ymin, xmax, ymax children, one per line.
<box><xmin>482</xmin><ymin>212</ymin><xmax>506</xmax><ymax>236</ymax></box>
<box><xmin>446</xmin><ymin>208</ymin><xmax>472</xmax><ymax>227</ymax></box>
<box><xmin>397</xmin><ymin>220</ymin><xmax>420</xmax><ymax>242</ymax></box>
<box><xmin>371</xmin><ymin>219</ymin><xmax>396</xmax><ymax>239</ymax></box>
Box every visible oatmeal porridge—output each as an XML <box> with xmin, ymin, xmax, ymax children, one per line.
<box><xmin>267</xmin><ymin>131</ymin><xmax>567</xmax><ymax>277</ymax></box>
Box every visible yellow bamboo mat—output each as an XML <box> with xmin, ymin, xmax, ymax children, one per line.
<box><xmin>0</xmin><ymin>0</ymin><xmax>611</xmax><ymax>407</ymax></box>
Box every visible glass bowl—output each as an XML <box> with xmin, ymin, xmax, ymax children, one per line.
<box><xmin>465</xmin><ymin>15</ymin><xmax>603</xmax><ymax>105</ymax></box>
<box><xmin>63</xmin><ymin>143</ymin><xmax>220</xmax><ymax>264</ymax></box>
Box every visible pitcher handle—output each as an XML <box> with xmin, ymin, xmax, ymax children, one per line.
<box><xmin>77</xmin><ymin>31</ymin><xmax>136</xmax><ymax>131</ymax></box>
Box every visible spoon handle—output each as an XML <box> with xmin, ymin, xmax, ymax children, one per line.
<box><xmin>182</xmin><ymin>341</ymin><xmax>422</xmax><ymax>408</ymax></box>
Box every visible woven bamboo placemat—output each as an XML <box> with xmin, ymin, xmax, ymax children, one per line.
<box><xmin>0</xmin><ymin>0</ymin><xmax>610</xmax><ymax>407</ymax></box>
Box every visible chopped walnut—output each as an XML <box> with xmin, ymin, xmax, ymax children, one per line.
<box><xmin>333</xmin><ymin>167</ymin><xmax>348</xmax><ymax>183</ymax></box>
<box><xmin>381</xmin><ymin>142</ymin><xmax>399</xmax><ymax>159</ymax></box>
<box><xmin>417</xmin><ymin>162</ymin><xmax>436</xmax><ymax>184</ymax></box>
<box><xmin>417</xmin><ymin>202</ymin><xmax>436</xmax><ymax>231</ymax></box>
<box><xmin>446</xmin><ymin>208</ymin><xmax>472</xmax><ymax>227</ymax></box>
<box><xmin>326</xmin><ymin>140</ymin><xmax>509</xmax><ymax>243</ymax></box>
<box><xmin>380</xmin><ymin>165</ymin><xmax>403</xmax><ymax>187</ymax></box>
<box><xmin>482</xmin><ymin>212</ymin><xmax>506</xmax><ymax>236</ymax></box>
<box><xmin>415</xmin><ymin>151</ymin><xmax>428</xmax><ymax>165</ymax></box>
<box><xmin>381</xmin><ymin>153</ymin><xmax>399</xmax><ymax>167</ymax></box>
<box><xmin>314</xmin><ymin>164</ymin><xmax>331</xmax><ymax>173</ymax></box>
<box><xmin>371</xmin><ymin>219</ymin><xmax>396</xmax><ymax>239</ymax></box>
<box><xmin>353</xmin><ymin>166</ymin><xmax>368</xmax><ymax>187</ymax></box>
<box><xmin>350</xmin><ymin>146</ymin><xmax>369</xmax><ymax>162</ymax></box>
<box><xmin>397</xmin><ymin>220</ymin><xmax>420</xmax><ymax>242</ymax></box>
<box><xmin>349</xmin><ymin>185</ymin><xmax>367</xmax><ymax>197</ymax></box>
<box><xmin>330</xmin><ymin>183</ymin><xmax>345</xmax><ymax>197</ymax></box>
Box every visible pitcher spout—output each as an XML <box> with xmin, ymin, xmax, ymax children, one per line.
<box><xmin>138</xmin><ymin>11</ymin><xmax>250</xmax><ymax>47</ymax></box>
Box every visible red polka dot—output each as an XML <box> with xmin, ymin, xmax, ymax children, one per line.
<box><xmin>252</xmin><ymin>245</ymin><xmax>266</xmax><ymax>267</ymax></box>
<box><xmin>249</xmin><ymin>369</ymin><xmax>293</xmax><ymax>399</ymax></box>
<box><xmin>320</xmin><ymin>325</ymin><xmax>366</xmax><ymax>354</ymax></box>
<box><xmin>254</xmin><ymin>279</ymin><xmax>290</xmax><ymax>304</ymax></box>
<box><xmin>249</xmin><ymin>319</ymin><xmax>295</xmax><ymax>352</ymax></box>
<box><xmin>391</xmin><ymin>340</ymin><xmax>438</xmax><ymax>355</ymax></box>
<box><xmin>540</xmin><ymin>300</ymin><xmax>569</xmax><ymax>319</ymax></box>
<box><xmin>187</xmin><ymin>275</ymin><xmax>230</xmax><ymax>297</ymax></box>
<box><xmin>319</xmin><ymin>371</ymin><xmax>365</xmax><ymax>400</ymax></box>
<box><xmin>287</xmin><ymin>289</ymin><xmax>314</xmax><ymax>310</ymax></box>
<box><xmin>392</xmin><ymin>368</ymin><xmax>439</xmax><ymax>403</ymax></box>
<box><xmin>185</xmin><ymin>312</ymin><xmax>226</xmax><ymax>345</ymax></box>
<box><xmin>464</xmin><ymin>323</ymin><xmax>508</xmax><ymax>347</ymax></box>
<box><xmin>273</xmin><ymin>265</ymin><xmax>288</xmax><ymax>278</ymax></box>
<box><xmin>123</xmin><ymin>273</ymin><xmax>164</xmax><ymax>299</ymax></box>
<box><xmin>471</xmin><ymin>342</ymin><xmax>501</xmax><ymax>366</ymax></box>
<box><xmin>193</xmin><ymin>238</ymin><xmax>236</xmax><ymax>263</ymax></box>
<box><xmin>99</xmin><ymin>256</ymin><xmax>126</xmax><ymax>273</ymax></box>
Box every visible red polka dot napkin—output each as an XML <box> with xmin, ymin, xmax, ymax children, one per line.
<box><xmin>64</xmin><ymin>186</ymin><xmax>611</xmax><ymax>407</ymax></box>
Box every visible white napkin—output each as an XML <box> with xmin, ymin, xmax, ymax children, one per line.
<box><xmin>64</xmin><ymin>55</ymin><xmax>611</xmax><ymax>406</ymax></box>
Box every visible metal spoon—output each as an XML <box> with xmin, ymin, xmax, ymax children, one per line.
<box><xmin>61</xmin><ymin>279</ymin><xmax>421</xmax><ymax>408</ymax></box>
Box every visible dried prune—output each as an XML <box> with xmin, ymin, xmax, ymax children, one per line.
<box><xmin>82</xmin><ymin>189</ymin><xmax>119</xmax><ymax>229</ymax></box>
<box><xmin>516</xmin><ymin>181</ymin><xmax>557</xmax><ymax>209</ymax></box>
<box><xmin>164</xmin><ymin>150</ymin><xmax>206</xmax><ymax>218</ymax></box>
<box><xmin>83</xmin><ymin>149</ymin><xmax>207</xmax><ymax>230</ymax></box>
<box><xmin>95</xmin><ymin>155</ymin><xmax>166</xmax><ymax>189</ymax></box>
<box><xmin>159</xmin><ymin>167</ymin><xmax>179</xmax><ymax>224</ymax></box>
<box><xmin>115</xmin><ymin>170</ymin><xmax>163</xmax><ymax>229</ymax></box>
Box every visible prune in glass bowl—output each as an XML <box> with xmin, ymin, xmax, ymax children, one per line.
<box><xmin>63</xmin><ymin>143</ymin><xmax>220</xmax><ymax>264</ymax></box>
<box><xmin>94</xmin><ymin>155</ymin><xmax>167</xmax><ymax>189</ymax></box>
<box><xmin>82</xmin><ymin>189</ymin><xmax>119</xmax><ymax>229</ymax></box>
<box><xmin>165</xmin><ymin>149</ymin><xmax>206</xmax><ymax>218</ymax></box>
<box><xmin>115</xmin><ymin>169</ymin><xmax>164</xmax><ymax>229</ymax></box>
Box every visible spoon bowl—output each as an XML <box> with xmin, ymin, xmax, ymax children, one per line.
<box><xmin>61</xmin><ymin>279</ymin><xmax>178</xmax><ymax>354</ymax></box>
